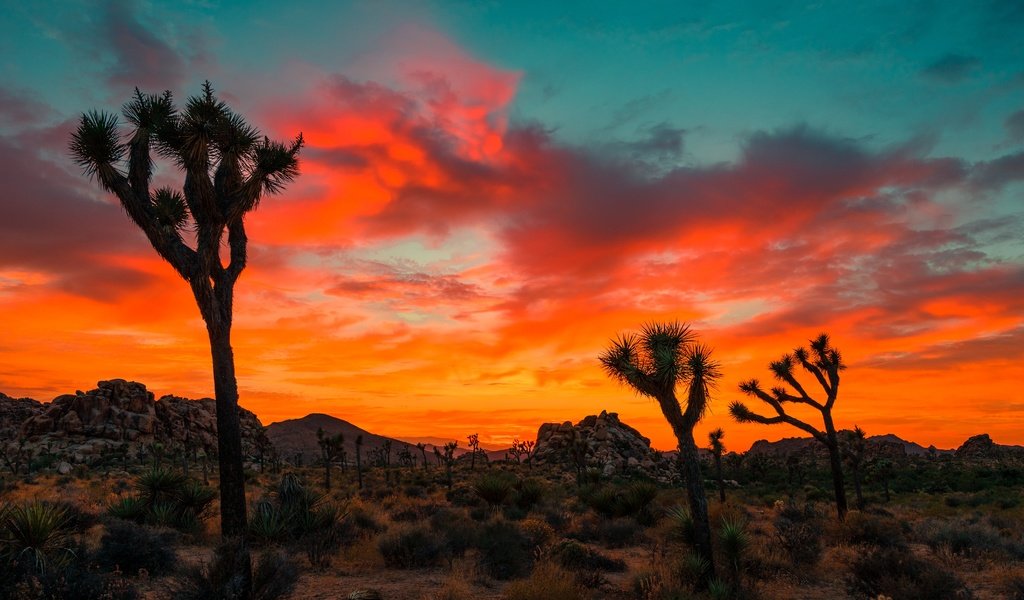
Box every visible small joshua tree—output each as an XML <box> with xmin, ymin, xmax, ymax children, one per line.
<box><xmin>600</xmin><ymin>321</ymin><xmax>720</xmax><ymax>586</ymax></box>
<box><xmin>842</xmin><ymin>425</ymin><xmax>867</xmax><ymax>509</ymax></box>
<box><xmin>467</xmin><ymin>434</ymin><xmax>480</xmax><ymax>471</ymax></box>
<box><xmin>440</xmin><ymin>442</ymin><xmax>458</xmax><ymax>489</ymax></box>
<box><xmin>567</xmin><ymin>428</ymin><xmax>590</xmax><ymax>487</ymax></box>
<box><xmin>708</xmin><ymin>428</ymin><xmax>726</xmax><ymax>503</ymax></box>
<box><xmin>416</xmin><ymin>443</ymin><xmax>429</xmax><ymax>471</ymax></box>
<box><xmin>729</xmin><ymin>333</ymin><xmax>849</xmax><ymax>519</ymax></box>
<box><xmin>316</xmin><ymin>428</ymin><xmax>344</xmax><ymax>491</ymax></box>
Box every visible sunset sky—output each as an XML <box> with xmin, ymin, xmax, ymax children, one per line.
<box><xmin>1</xmin><ymin>1</ymin><xmax>1022</xmax><ymax>451</ymax></box>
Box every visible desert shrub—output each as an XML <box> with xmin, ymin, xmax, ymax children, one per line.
<box><xmin>445</xmin><ymin>485</ymin><xmax>482</xmax><ymax>508</ymax></box>
<box><xmin>847</xmin><ymin>546</ymin><xmax>968</xmax><ymax>600</ymax></box>
<box><xmin>598</xmin><ymin>517</ymin><xmax>644</xmax><ymax>548</ymax></box>
<box><xmin>403</xmin><ymin>484</ymin><xmax>427</xmax><ymax>498</ymax></box>
<box><xmin>430</xmin><ymin>508</ymin><xmax>480</xmax><ymax>558</ymax></box>
<box><xmin>477</xmin><ymin>520</ymin><xmax>533</xmax><ymax>580</ymax></box>
<box><xmin>171</xmin><ymin>543</ymin><xmax>298</xmax><ymax>600</ymax></box>
<box><xmin>550</xmin><ymin>539</ymin><xmax>627</xmax><ymax>573</ymax></box>
<box><xmin>96</xmin><ymin>519</ymin><xmax>178</xmax><ymax>576</ymax></box>
<box><xmin>378</xmin><ymin>524</ymin><xmax>444</xmax><ymax>568</ymax></box>
<box><xmin>503</xmin><ymin>563</ymin><xmax>588</xmax><ymax>600</ymax></box>
<box><xmin>15</xmin><ymin>552</ymin><xmax>139</xmax><ymax>600</ymax></box>
<box><xmin>841</xmin><ymin>511</ymin><xmax>907</xmax><ymax>549</ymax></box>
<box><xmin>514</xmin><ymin>478</ymin><xmax>545</xmax><ymax>511</ymax></box>
<box><xmin>350</xmin><ymin>506</ymin><xmax>386</xmax><ymax>536</ymax></box>
<box><xmin>773</xmin><ymin>503</ymin><xmax>823</xmax><ymax>566</ymax></box>
<box><xmin>1003</xmin><ymin>574</ymin><xmax>1024</xmax><ymax>600</ymax></box>
<box><xmin>916</xmin><ymin>518</ymin><xmax>1018</xmax><ymax>558</ymax></box>
<box><xmin>474</xmin><ymin>472</ymin><xmax>516</xmax><ymax>508</ymax></box>
<box><xmin>519</xmin><ymin>517</ymin><xmax>556</xmax><ymax>548</ymax></box>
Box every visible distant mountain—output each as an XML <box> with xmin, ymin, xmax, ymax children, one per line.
<box><xmin>265</xmin><ymin>414</ymin><xmax>509</xmax><ymax>465</ymax></box>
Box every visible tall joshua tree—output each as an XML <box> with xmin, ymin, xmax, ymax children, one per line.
<box><xmin>70</xmin><ymin>83</ymin><xmax>303</xmax><ymax>591</ymax></box>
<box><xmin>600</xmin><ymin>321</ymin><xmax>720</xmax><ymax>586</ymax></box>
<box><xmin>729</xmin><ymin>333</ymin><xmax>848</xmax><ymax>519</ymax></box>
<box><xmin>708</xmin><ymin>428</ymin><xmax>726</xmax><ymax>503</ymax></box>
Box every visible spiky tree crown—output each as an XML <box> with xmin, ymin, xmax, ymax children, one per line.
<box><xmin>69</xmin><ymin>82</ymin><xmax>303</xmax><ymax>295</ymax></box>
<box><xmin>599</xmin><ymin>321</ymin><xmax>721</xmax><ymax>429</ymax></box>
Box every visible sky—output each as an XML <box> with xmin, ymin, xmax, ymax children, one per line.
<box><xmin>1</xmin><ymin>0</ymin><xmax>1022</xmax><ymax>452</ymax></box>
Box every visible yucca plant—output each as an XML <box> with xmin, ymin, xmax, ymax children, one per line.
<box><xmin>177</xmin><ymin>480</ymin><xmax>217</xmax><ymax>521</ymax></box>
<box><xmin>719</xmin><ymin>517</ymin><xmax>749</xmax><ymax>588</ymax></box>
<box><xmin>137</xmin><ymin>467</ymin><xmax>187</xmax><ymax>506</ymax></box>
<box><xmin>2</xmin><ymin>502</ymin><xmax>74</xmax><ymax>572</ymax></box>
<box><xmin>149</xmin><ymin>501</ymin><xmax>179</xmax><ymax>528</ymax></box>
<box><xmin>666</xmin><ymin>505</ymin><xmax>696</xmax><ymax>546</ymax></box>
<box><xmin>248</xmin><ymin>501</ymin><xmax>288</xmax><ymax>545</ymax></box>
<box><xmin>107</xmin><ymin>496</ymin><xmax>147</xmax><ymax>523</ymax></box>
<box><xmin>474</xmin><ymin>472</ymin><xmax>516</xmax><ymax>509</ymax></box>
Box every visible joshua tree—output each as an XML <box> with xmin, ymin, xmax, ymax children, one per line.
<box><xmin>600</xmin><ymin>321</ymin><xmax>720</xmax><ymax>586</ymax></box>
<box><xmin>70</xmin><ymin>83</ymin><xmax>303</xmax><ymax>592</ymax></box>
<box><xmin>708</xmin><ymin>428</ymin><xmax>726</xmax><ymax>503</ymax></box>
<box><xmin>467</xmin><ymin>433</ymin><xmax>480</xmax><ymax>471</ymax></box>
<box><xmin>510</xmin><ymin>438</ymin><xmax>536</xmax><ymax>469</ymax></box>
<box><xmin>411</xmin><ymin>443</ymin><xmax>425</xmax><ymax>471</ymax></box>
<box><xmin>567</xmin><ymin>428</ymin><xmax>590</xmax><ymax>487</ymax></box>
<box><xmin>440</xmin><ymin>441</ymin><xmax>458</xmax><ymax>489</ymax></box>
<box><xmin>729</xmin><ymin>333</ymin><xmax>849</xmax><ymax>519</ymax></box>
<box><xmin>842</xmin><ymin>425</ymin><xmax>867</xmax><ymax>509</ymax></box>
<box><xmin>1</xmin><ymin>439</ymin><xmax>30</xmax><ymax>476</ymax></box>
<box><xmin>316</xmin><ymin>428</ymin><xmax>344</xmax><ymax>491</ymax></box>
<box><xmin>355</xmin><ymin>435</ymin><xmax>364</xmax><ymax>490</ymax></box>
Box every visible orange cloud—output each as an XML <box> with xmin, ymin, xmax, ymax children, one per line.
<box><xmin>1</xmin><ymin>28</ymin><xmax>1022</xmax><ymax>452</ymax></box>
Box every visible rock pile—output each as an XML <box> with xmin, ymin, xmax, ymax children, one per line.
<box><xmin>533</xmin><ymin>410</ymin><xmax>680</xmax><ymax>483</ymax></box>
<box><xmin>6</xmin><ymin>379</ymin><xmax>271</xmax><ymax>466</ymax></box>
<box><xmin>954</xmin><ymin>433</ymin><xmax>1024</xmax><ymax>460</ymax></box>
<box><xmin>0</xmin><ymin>393</ymin><xmax>42</xmax><ymax>440</ymax></box>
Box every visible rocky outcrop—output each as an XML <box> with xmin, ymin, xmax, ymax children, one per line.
<box><xmin>0</xmin><ymin>393</ymin><xmax>43</xmax><ymax>440</ymax></box>
<box><xmin>533</xmin><ymin>411</ymin><xmax>680</xmax><ymax>483</ymax></box>
<box><xmin>954</xmin><ymin>434</ymin><xmax>1024</xmax><ymax>460</ymax></box>
<box><xmin>4</xmin><ymin>379</ymin><xmax>271</xmax><ymax>467</ymax></box>
<box><xmin>745</xmin><ymin>432</ymin><xmax>951</xmax><ymax>461</ymax></box>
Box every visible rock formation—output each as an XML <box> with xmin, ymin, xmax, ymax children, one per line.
<box><xmin>954</xmin><ymin>434</ymin><xmax>1024</xmax><ymax>460</ymax></box>
<box><xmin>533</xmin><ymin>411</ymin><xmax>680</xmax><ymax>483</ymax></box>
<box><xmin>4</xmin><ymin>379</ymin><xmax>271</xmax><ymax>467</ymax></box>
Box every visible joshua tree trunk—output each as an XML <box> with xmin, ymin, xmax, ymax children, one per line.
<box><xmin>822</xmin><ymin>417</ymin><xmax>848</xmax><ymax>520</ymax></box>
<box><xmin>208</xmin><ymin>323</ymin><xmax>249</xmax><ymax>538</ymax></box>
<box><xmin>714</xmin><ymin>454</ymin><xmax>725</xmax><ymax>503</ymax></box>
<box><xmin>669</xmin><ymin>418</ymin><xmax>715</xmax><ymax>585</ymax></box>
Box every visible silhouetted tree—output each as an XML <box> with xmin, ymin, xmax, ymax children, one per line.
<box><xmin>317</xmin><ymin>428</ymin><xmax>344</xmax><ymax>490</ymax></box>
<box><xmin>842</xmin><ymin>425</ymin><xmax>867</xmax><ymax>509</ymax></box>
<box><xmin>708</xmin><ymin>428</ymin><xmax>726</xmax><ymax>503</ymax></box>
<box><xmin>567</xmin><ymin>428</ymin><xmax>590</xmax><ymax>486</ymax></box>
<box><xmin>467</xmin><ymin>433</ymin><xmax>480</xmax><ymax>471</ymax></box>
<box><xmin>440</xmin><ymin>441</ymin><xmax>458</xmax><ymax>489</ymax></box>
<box><xmin>416</xmin><ymin>443</ymin><xmax>429</xmax><ymax>470</ymax></box>
<box><xmin>600</xmin><ymin>321</ymin><xmax>720</xmax><ymax>587</ymax></box>
<box><xmin>70</xmin><ymin>82</ymin><xmax>303</xmax><ymax>598</ymax></box>
<box><xmin>730</xmin><ymin>333</ymin><xmax>849</xmax><ymax>519</ymax></box>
